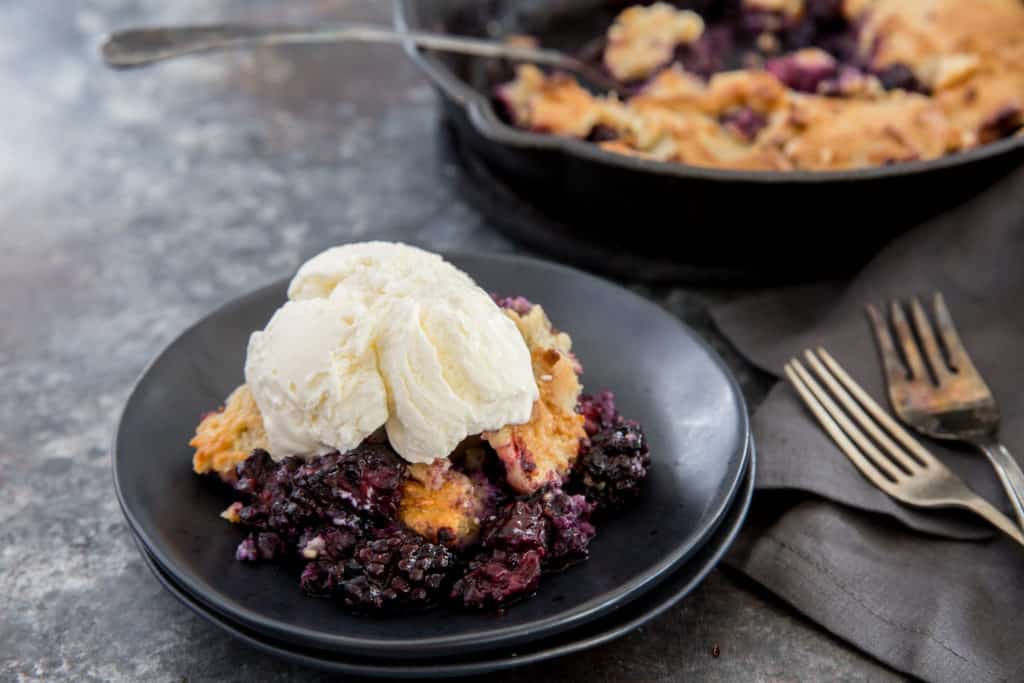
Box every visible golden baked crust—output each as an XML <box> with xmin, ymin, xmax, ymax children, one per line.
<box><xmin>398</xmin><ymin>462</ymin><xmax>485</xmax><ymax>547</ymax></box>
<box><xmin>604</xmin><ymin>3</ymin><xmax>705</xmax><ymax>82</ymax></box>
<box><xmin>485</xmin><ymin>306</ymin><xmax>586</xmax><ymax>494</ymax></box>
<box><xmin>190</xmin><ymin>384</ymin><xmax>267</xmax><ymax>476</ymax></box>
<box><xmin>506</xmin><ymin>303</ymin><xmax>574</xmax><ymax>359</ymax></box>
<box><xmin>498</xmin><ymin>1</ymin><xmax>1024</xmax><ymax>171</ymax></box>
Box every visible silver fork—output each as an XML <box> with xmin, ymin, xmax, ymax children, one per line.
<box><xmin>785</xmin><ymin>349</ymin><xmax>1024</xmax><ymax>546</ymax></box>
<box><xmin>866</xmin><ymin>293</ymin><xmax>1024</xmax><ymax>530</ymax></box>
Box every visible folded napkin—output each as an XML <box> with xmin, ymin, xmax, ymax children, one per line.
<box><xmin>711</xmin><ymin>165</ymin><xmax>1024</xmax><ymax>683</ymax></box>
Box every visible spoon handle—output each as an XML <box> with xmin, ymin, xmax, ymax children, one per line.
<box><xmin>101</xmin><ymin>23</ymin><xmax>574</xmax><ymax>70</ymax></box>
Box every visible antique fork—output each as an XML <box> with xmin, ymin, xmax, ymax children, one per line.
<box><xmin>785</xmin><ymin>349</ymin><xmax>1024</xmax><ymax>546</ymax></box>
<box><xmin>866</xmin><ymin>293</ymin><xmax>1024</xmax><ymax>530</ymax></box>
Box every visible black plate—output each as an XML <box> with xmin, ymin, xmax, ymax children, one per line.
<box><xmin>134</xmin><ymin>444</ymin><xmax>754</xmax><ymax>678</ymax></box>
<box><xmin>114</xmin><ymin>251</ymin><xmax>750</xmax><ymax>659</ymax></box>
<box><xmin>395</xmin><ymin>0</ymin><xmax>1024</xmax><ymax>279</ymax></box>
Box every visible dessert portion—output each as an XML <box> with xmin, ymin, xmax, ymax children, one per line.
<box><xmin>496</xmin><ymin>0</ymin><xmax>1024</xmax><ymax>171</ymax></box>
<box><xmin>190</xmin><ymin>243</ymin><xmax>652</xmax><ymax>612</ymax></box>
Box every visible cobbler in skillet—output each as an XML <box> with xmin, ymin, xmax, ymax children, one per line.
<box><xmin>497</xmin><ymin>0</ymin><xmax>1024</xmax><ymax>171</ymax></box>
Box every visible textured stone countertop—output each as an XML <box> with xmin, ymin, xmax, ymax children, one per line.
<box><xmin>0</xmin><ymin>2</ymin><xmax>906</xmax><ymax>681</ymax></box>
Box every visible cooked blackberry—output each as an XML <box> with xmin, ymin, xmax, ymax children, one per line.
<box><xmin>454</xmin><ymin>485</ymin><xmax>593</xmax><ymax>608</ymax></box>
<box><xmin>585</xmin><ymin>124</ymin><xmax>620</xmax><ymax>143</ymax></box>
<box><xmin>721</xmin><ymin>107</ymin><xmax>768</xmax><ymax>141</ymax></box>
<box><xmin>766</xmin><ymin>51</ymin><xmax>837</xmax><ymax>93</ymax></box>
<box><xmin>535</xmin><ymin>487</ymin><xmax>595</xmax><ymax>567</ymax></box>
<box><xmin>480</xmin><ymin>499</ymin><xmax>549</xmax><ymax>555</ymax></box>
<box><xmin>572</xmin><ymin>423</ymin><xmax>651</xmax><ymax>509</ymax></box>
<box><xmin>299</xmin><ymin>559</ymin><xmax>346</xmax><ymax>597</ymax></box>
<box><xmin>298</xmin><ymin>522</ymin><xmax>364</xmax><ymax>562</ymax></box>
<box><xmin>235</xmin><ymin>531</ymin><xmax>286</xmax><ymax>562</ymax></box>
<box><xmin>289</xmin><ymin>444</ymin><xmax>406</xmax><ymax>521</ymax></box>
<box><xmin>685</xmin><ymin>24</ymin><xmax>737</xmax><ymax>77</ymax></box>
<box><xmin>979</xmin><ymin>105</ymin><xmax>1022</xmax><ymax>144</ymax></box>
<box><xmin>875</xmin><ymin>64</ymin><xmax>926</xmax><ymax>94</ymax></box>
<box><xmin>806</xmin><ymin>0</ymin><xmax>845</xmax><ymax>24</ymax></box>
<box><xmin>450</xmin><ymin>549</ymin><xmax>543</xmax><ymax>610</ymax></box>
<box><xmin>577</xmin><ymin>391</ymin><xmax>621</xmax><ymax>437</ymax></box>
<box><xmin>233</xmin><ymin>448</ymin><xmax>280</xmax><ymax>496</ymax></box>
<box><xmin>337</xmin><ymin>528</ymin><xmax>456</xmax><ymax>610</ymax></box>
<box><xmin>232</xmin><ymin>454</ymin><xmax>305</xmax><ymax>536</ymax></box>
<box><xmin>229</xmin><ymin>445</ymin><xmax>406</xmax><ymax>543</ymax></box>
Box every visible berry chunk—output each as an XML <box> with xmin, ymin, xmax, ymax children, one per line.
<box><xmin>577</xmin><ymin>391</ymin><xmax>621</xmax><ymax>437</ymax></box>
<box><xmin>235</xmin><ymin>532</ymin><xmax>286</xmax><ymax>562</ymax></box>
<box><xmin>230</xmin><ymin>444</ymin><xmax>407</xmax><ymax>544</ymax></box>
<box><xmin>536</xmin><ymin>487</ymin><xmax>595</xmax><ymax>568</ymax></box>
<box><xmin>340</xmin><ymin>528</ymin><xmax>456</xmax><ymax>609</ymax></box>
<box><xmin>572</xmin><ymin>424</ymin><xmax>651</xmax><ymax>509</ymax></box>
<box><xmin>450</xmin><ymin>549</ymin><xmax>544</xmax><ymax>610</ymax></box>
<box><xmin>481</xmin><ymin>499</ymin><xmax>549</xmax><ymax>555</ymax></box>
<box><xmin>301</xmin><ymin>527</ymin><xmax>455</xmax><ymax>610</ymax></box>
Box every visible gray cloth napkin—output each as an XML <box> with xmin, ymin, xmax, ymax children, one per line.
<box><xmin>711</xmin><ymin>165</ymin><xmax>1024</xmax><ymax>683</ymax></box>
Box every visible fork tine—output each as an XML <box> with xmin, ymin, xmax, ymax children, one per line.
<box><xmin>815</xmin><ymin>348</ymin><xmax>941</xmax><ymax>469</ymax></box>
<box><xmin>803</xmin><ymin>350</ymin><xmax>921</xmax><ymax>474</ymax></box>
<box><xmin>889</xmin><ymin>299</ymin><xmax>928</xmax><ymax>381</ymax></box>
<box><xmin>785</xmin><ymin>361</ymin><xmax>901</xmax><ymax>493</ymax></box>
<box><xmin>909</xmin><ymin>296</ymin><xmax>951</xmax><ymax>383</ymax></box>
<box><xmin>786</xmin><ymin>359</ymin><xmax>905</xmax><ymax>483</ymax></box>
<box><xmin>865</xmin><ymin>304</ymin><xmax>910</xmax><ymax>389</ymax></box>
<box><xmin>792</xmin><ymin>354</ymin><xmax>1024</xmax><ymax>548</ymax></box>
<box><xmin>931</xmin><ymin>292</ymin><xmax>974</xmax><ymax>373</ymax></box>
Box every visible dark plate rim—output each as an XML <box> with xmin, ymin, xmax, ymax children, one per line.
<box><xmin>392</xmin><ymin>0</ymin><xmax>1024</xmax><ymax>185</ymax></box>
<box><xmin>133</xmin><ymin>443</ymin><xmax>755</xmax><ymax>679</ymax></box>
<box><xmin>113</xmin><ymin>249</ymin><xmax>750</xmax><ymax>656</ymax></box>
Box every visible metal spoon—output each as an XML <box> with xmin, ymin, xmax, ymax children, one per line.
<box><xmin>100</xmin><ymin>23</ymin><xmax>628</xmax><ymax>95</ymax></box>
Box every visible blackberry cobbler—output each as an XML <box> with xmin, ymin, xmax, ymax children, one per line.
<box><xmin>190</xmin><ymin>243</ymin><xmax>651</xmax><ymax>613</ymax></box>
<box><xmin>497</xmin><ymin>0</ymin><xmax>1024</xmax><ymax>170</ymax></box>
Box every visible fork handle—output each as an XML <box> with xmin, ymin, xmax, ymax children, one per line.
<box><xmin>100</xmin><ymin>23</ymin><xmax>576</xmax><ymax>70</ymax></box>
<box><xmin>973</xmin><ymin>437</ymin><xmax>1024</xmax><ymax>532</ymax></box>
<box><xmin>961</xmin><ymin>495</ymin><xmax>1024</xmax><ymax>547</ymax></box>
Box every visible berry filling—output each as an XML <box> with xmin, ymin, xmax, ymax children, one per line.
<box><xmin>216</xmin><ymin>363</ymin><xmax>650</xmax><ymax>612</ymax></box>
<box><xmin>573</xmin><ymin>423</ymin><xmax>651</xmax><ymax>510</ymax></box>
<box><xmin>600</xmin><ymin>1</ymin><xmax>926</xmax><ymax>95</ymax></box>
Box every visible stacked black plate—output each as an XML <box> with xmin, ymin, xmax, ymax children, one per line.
<box><xmin>114</xmin><ymin>252</ymin><xmax>755</xmax><ymax>677</ymax></box>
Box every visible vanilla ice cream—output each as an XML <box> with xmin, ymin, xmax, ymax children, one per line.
<box><xmin>244</xmin><ymin>242</ymin><xmax>539</xmax><ymax>464</ymax></box>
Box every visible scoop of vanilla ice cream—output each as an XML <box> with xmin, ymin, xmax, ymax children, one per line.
<box><xmin>244</xmin><ymin>297</ymin><xmax>389</xmax><ymax>458</ymax></box>
<box><xmin>288</xmin><ymin>241</ymin><xmax>476</xmax><ymax>303</ymax></box>
<box><xmin>245</xmin><ymin>242</ymin><xmax>538</xmax><ymax>464</ymax></box>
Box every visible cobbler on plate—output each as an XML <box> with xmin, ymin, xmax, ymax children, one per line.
<box><xmin>497</xmin><ymin>0</ymin><xmax>1024</xmax><ymax>171</ymax></box>
<box><xmin>191</xmin><ymin>295</ymin><xmax>651</xmax><ymax>613</ymax></box>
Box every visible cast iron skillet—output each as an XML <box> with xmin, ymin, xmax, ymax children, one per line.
<box><xmin>394</xmin><ymin>0</ymin><xmax>1024</xmax><ymax>280</ymax></box>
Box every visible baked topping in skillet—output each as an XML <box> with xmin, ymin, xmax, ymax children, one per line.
<box><xmin>497</xmin><ymin>0</ymin><xmax>1024</xmax><ymax>171</ymax></box>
